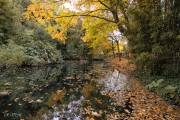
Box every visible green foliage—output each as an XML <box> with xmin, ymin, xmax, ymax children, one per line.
<box><xmin>61</xmin><ymin>21</ymin><xmax>92</xmax><ymax>60</ymax></box>
<box><xmin>0</xmin><ymin>41</ymin><xmax>27</xmax><ymax>65</ymax></box>
<box><xmin>0</xmin><ymin>0</ymin><xmax>63</xmax><ymax>66</ymax></box>
<box><xmin>127</xmin><ymin>0</ymin><xmax>180</xmax><ymax>76</ymax></box>
<box><xmin>145</xmin><ymin>78</ymin><xmax>179</xmax><ymax>105</ymax></box>
<box><xmin>146</xmin><ymin>79</ymin><xmax>164</xmax><ymax>90</ymax></box>
<box><xmin>21</xmin><ymin>22</ymin><xmax>63</xmax><ymax>65</ymax></box>
<box><xmin>0</xmin><ymin>0</ymin><xmax>14</xmax><ymax>44</ymax></box>
<box><xmin>135</xmin><ymin>52</ymin><xmax>152</xmax><ymax>72</ymax></box>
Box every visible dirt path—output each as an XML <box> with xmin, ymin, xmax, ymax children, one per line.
<box><xmin>105</xmin><ymin>58</ymin><xmax>180</xmax><ymax>120</ymax></box>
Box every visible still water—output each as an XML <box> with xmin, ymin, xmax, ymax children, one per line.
<box><xmin>0</xmin><ymin>61</ymin><xmax>127</xmax><ymax>120</ymax></box>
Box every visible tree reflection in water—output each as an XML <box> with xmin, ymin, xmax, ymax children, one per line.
<box><xmin>0</xmin><ymin>62</ymin><xmax>126</xmax><ymax>120</ymax></box>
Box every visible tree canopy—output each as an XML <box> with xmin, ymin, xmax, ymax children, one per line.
<box><xmin>15</xmin><ymin>0</ymin><xmax>180</xmax><ymax>75</ymax></box>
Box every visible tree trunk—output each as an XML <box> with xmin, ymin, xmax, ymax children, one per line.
<box><xmin>111</xmin><ymin>40</ymin><xmax>115</xmax><ymax>58</ymax></box>
<box><xmin>116</xmin><ymin>40</ymin><xmax>121</xmax><ymax>61</ymax></box>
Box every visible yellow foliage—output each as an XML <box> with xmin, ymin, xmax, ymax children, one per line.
<box><xmin>24</xmin><ymin>0</ymin><xmax>118</xmax><ymax>53</ymax></box>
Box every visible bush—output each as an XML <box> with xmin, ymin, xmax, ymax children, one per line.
<box><xmin>0</xmin><ymin>41</ymin><xmax>27</xmax><ymax>65</ymax></box>
<box><xmin>134</xmin><ymin>52</ymin><xmax>153</xmax><ymax>74</ymax></box>
<box><xmin>0</xmin><ymin>0</ymin><xmax>63</xmax><ymax>66</ymax></box>
<box><xmin>0</xmin><ymin>0</ymin><xmax>14</xmax><ymax>44</ymax></box>
<box><xmin>145</xmin><ymin>78</ymin><xmax>180</xmax><ymax>105</ymax></box>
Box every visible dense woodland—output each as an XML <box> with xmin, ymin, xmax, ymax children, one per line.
<box><xmin>0</xmin><ymin>0</ymin><xmax>180</xmax><ymax>119</ymax></box>
<box><xmin>0</xmin><ymin>0</ymin><xmax>179</xmax><ymax>75</ymax></box>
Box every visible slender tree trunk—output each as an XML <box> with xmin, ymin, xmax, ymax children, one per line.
<box><xmin>116</xmin><ymin>40</ymin><xmax>121</xmax><ymax>61</ymax></box>
<box><xmin>111</xmin><ymin>40</ymin><xmax>115</xmax><ymax>58</ymax></box>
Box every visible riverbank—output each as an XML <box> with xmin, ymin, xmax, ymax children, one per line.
<box><xmin>108</xmin><ymin>57</ymin><xmax>180</xmax><ymax>106</ymax></box>
<box><xmin>106</xmin><ymin>57</ymin><xmax>180</xmax><ymax>119</ymax></box>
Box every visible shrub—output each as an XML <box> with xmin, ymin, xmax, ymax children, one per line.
<box><xmin>0</xmin><ymin>41</ymin><xmax>27</xmax><ymax>65</ymax></box>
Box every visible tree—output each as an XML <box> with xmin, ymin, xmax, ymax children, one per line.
<box><xmin>0</xmin><ymin>0</ymin><xmax>14</xmax><ymax>44</ymax></box>
<box><xmin>55</xmin><ymin>0</ymin><xmax>130</xmax><ymax>35</ymax></box>
<box><xmin>62</xmin><ymin>19</ymin><xmax>92</xmax><ymax>60</ymax></box>
<box><xmin>0</xmin><ymin>0</ymin><xmax>63</xmax><ymax>66</ymax></box>
<box><xmin>24</xmin><ymin>0</ymin><xmax>113</xmax><ymax>57</ymax></box>
<box><xmin>109</xmin><ymin>31</ymin><xmax>122</xmax><ymax>60</ymax></box>
<box><xmin>24</xmin><ymin>0</ymin><xmax>180</xmax><ymax>75</ymax></box>
<box><xmin>127</xmin><ymin>0</ymin><xmax>180</xmax><ymax>75</ymax></box>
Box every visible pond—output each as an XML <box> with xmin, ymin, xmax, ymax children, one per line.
<box><xmin>0</xmin><ymin>61</ymin><xmax>128</xmax><ymax>120</ymax></box>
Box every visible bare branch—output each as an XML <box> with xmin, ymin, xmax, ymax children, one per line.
<box><xmin>55</xmin><ymin>14</ymin><xmax>115</xmax><ymax>23</ymax></box>
<box><xmin>84</xmin><ymin>8</ymin><xmax>109</xmax><ymax>14</ymax></box>
<box><xmin>97</xmin><ymin>0</ymin><xmax>111</xmax><ymax>10</ymax></box>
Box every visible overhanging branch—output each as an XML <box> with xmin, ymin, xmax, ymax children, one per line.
<box><xmin>97</xmin><ymin>0</ymin><xmax>111</xmax><ymax>10</ymax></box>
<box><xmin>55</xmin><ymin>14</ymin><xmax>116</xmax><ymax>23</ymax></box>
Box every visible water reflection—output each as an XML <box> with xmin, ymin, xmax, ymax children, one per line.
<box><xmin>100</xmin><ymin>69</ymin><xmax>127</xmax><ymax>92</ymax></box>
<box><xmin>0</xmin><ymin>62</ymin><xmax>127</xmax><ymax>120</ymax></box>
<box><xmin>99</xmin><ymin>69</ymin><xmax>129</xmax><ymax>104</ymax></box>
